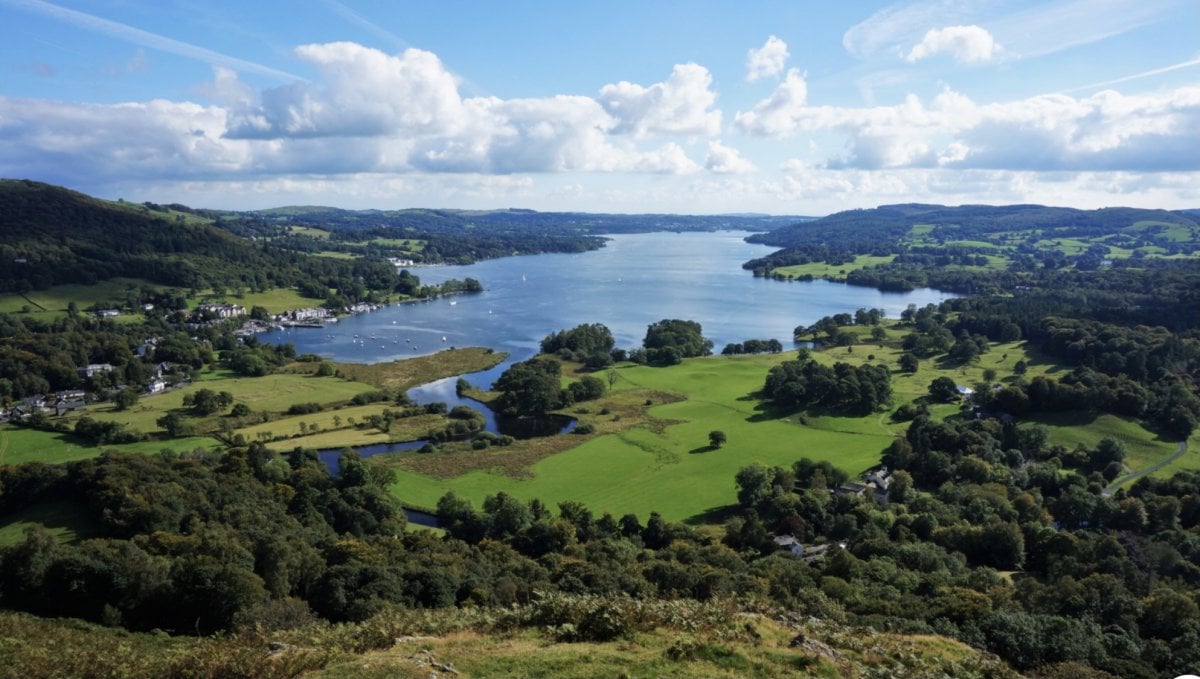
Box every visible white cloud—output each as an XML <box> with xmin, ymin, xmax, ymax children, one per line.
<box><xmin>228</xmin><ymin>43</ymin><xmax>467</xmax><ymax>138</ymax></box>
<box><xmin>905</xmin><ymin>25</ymin><xmax>999</xmax><ymax>63</ymax></box>
<box><xmin>845</xmin><ymin>0</ymin><xmax>1177</xmax><ymax>63</ymax></box>
<box><xmin>0</xmin><ymin>43</ymin><xmax>717</xmax><ymax>186</ymax></box>
<box><xmin>736</xmin><ymin>81</ymin><xmax>1200</xmax><ymax>172</ymax></box>
<box><xmin>746</xmin><ymin>36</ymin><xmax>789</xmax><ymax>82</ymax></box>
<box><xmin>597</xmin><ymin>63</ymin><xmax>721</xmax><ymax>138</ymax></box>
<box><xmin>705</xmin><ymin>140</ymin><xmax>757</xmax><ymax>174</ymax></box>
<box><xmin>732</xmin><ymin>68</ymin><xmax>808</xmax><ymax>136</ymax></box>
<box><xmin>843</xmin><ymin>0</ymin><xmax>975</xmax><ymax>59</ymax></box>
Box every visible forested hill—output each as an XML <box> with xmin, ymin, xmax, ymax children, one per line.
<box><xmin>749</xmin><ymin>203</ymin><xmax>1199</xmax><ymax>250</ymax></box>
<box><xmin>0</xmin><ymin>179</ymin><xmax>315</xmax><ymax>294</ymax></box>
<box><xmin>743</xmin><ymin>202</ymin><xmax>1200</xmax><ymax>282</ymax></box>
<box><xmin>251</xmin><ymin>205</ymin><xmax>807</xmax><ymax>234</ymax></box>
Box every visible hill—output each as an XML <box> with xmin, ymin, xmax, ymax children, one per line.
<box><xmin>750</xmin><ymin>202</ymin><xmax>1199</xmax><ymax>250</ymax></box>
<box><xmin>252</xmin><ymin>205</ymin><xmax>807</xmax><ymax>234</ymax></box>
<box><xmin>0</xmin><ymin>179</ymin><xmax>311</xmax><ymax>294</ymax></box>
<box><xmin>744</xmin><ymin>203</ymin><xmax>1200</xmax><ymax>279</ymax></box>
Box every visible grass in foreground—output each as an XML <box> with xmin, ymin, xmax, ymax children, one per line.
<box><xmin>0</xmin><ymin>598</ymin><xmax>1016</xmax><ymax>679</ymax></box>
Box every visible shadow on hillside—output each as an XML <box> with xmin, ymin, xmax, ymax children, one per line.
<box><xmin>688</xmin><ymin>445</ymin><xmax>718</xmax><ymax>454</ymax></box>
<box><xmin>683</xmin><ymin>504</ymin><xmax>740</xmax><ymax>526</ymax></box>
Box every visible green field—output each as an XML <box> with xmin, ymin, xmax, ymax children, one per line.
<box><xmin>378</xmin><ymin>330</ymin><xmax>1089</xmax><ymax>522</ymax></box>
<box><xmin>288</xmin><ymin>225</ymin><xmax>331</xmax><ymax>239</ymax></box>
<box><xmin>0</xmin><ymin>424</ymin><xmax>217</xmax><ymax>467</ymax></box>
<box><xmin>68</xmin><ymin>371</ymin><xmax>377</xmax><ymax>436</ymax></box>
<box><xmin>1024</xmin><ymin>412</ymin><xmax>1200</xmax><ymax>484</ymax></box>
<box><xmin>772</xmin><ymin>254</ymin><xmax>895</xmax><ymax>279</ymax></box>
<box><xmin>236</xmin><ymin>405</ymin><xmax>446</xmax><ymax>451</ymax></box>
<box><xmin>0</xmin><ymin>500</ymin><xmax>100</xmax><ymax>546</ymax></box>
<box><xmin>386</xmin><ymin>352</ymin><xmax>895</xmax><ymax>522</ymax></box>
<box><xmin>0</xmin><ymin>279</ymin><xmax>323</xmax><ymax>319</ymax></box>
<box><xmin>208</xmin><ymin>287</ymin><xmax>324</xmax><ymax>314</ymax></box>
<box><xmin>0</xmin><ymin>278</ymin><xmax>161</xmax><ymax>317</ymax></box>
<box><xmin>370</xmin><ymin>237</ymin><xmax>426</xmax><ymax>251</ymax></box>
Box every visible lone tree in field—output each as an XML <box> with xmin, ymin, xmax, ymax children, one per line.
<box><xmin>709</xmin><ymin>430</ymin><xmax>727</xmax><ymax>449</ymax></box>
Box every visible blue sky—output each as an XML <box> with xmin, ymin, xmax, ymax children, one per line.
<box><xmin>1</xmin><ymin>0</ymin><xmax>1197</xmax><ymax>214</ymax></box>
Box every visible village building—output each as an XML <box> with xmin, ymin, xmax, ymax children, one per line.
<box><xmin>196</xmin><ymin>303</ymin><xmax>246</xmax><ymax>319</ymax></box>
<box><xmin>288</xmin><ymin>307</ymin><xmax>330</xmax><ymax>322</ymax></box>
<box><xmin>77</xmin><ymin>363</ymin><xmax>115</xmax><ymax>378</ymax></box>
<box><xmin>772</xmin><ymin>535</ymin><xmax>806</xmax><ymax>558</ymax></box>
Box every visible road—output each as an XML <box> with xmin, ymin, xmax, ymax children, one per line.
<box><xmin>1103</xmin><ymin>438</ymin><xmax>1189</xmax><ymax>496</ymax></box>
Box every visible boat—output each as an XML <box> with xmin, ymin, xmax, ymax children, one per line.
<box><xmin>449</xmin><ymin>300</ymin><xmax>457</xmax><ymax>306</ymax></box>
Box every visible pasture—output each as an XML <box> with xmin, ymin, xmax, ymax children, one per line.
<box><xmin>68</xmin><ymin>371</ymin><xmax>376</xmax><ymax>436</ymax></box>
<box><xmin>0</xmin><ymin>424</ymin><xmax>217</xmax><ymax>466</ymax></box>
<box><xmin>385</xmin><ymin>351</ymin><xmax>896</xmax><ymax>523</ymax></box>
<box><xmin>380</xmin><ymin>327</ymin><xmax>1137</xmax><ymax>523</ymax></box>
<box><xmin>0</xmin><ymin>500</ymin><xmax>100</xmax><ymax>546</ymax></box>
<box><xmin>772</xmin><ymin>254</ymin><xmax>895</xmax><ymax>279</ymax></box>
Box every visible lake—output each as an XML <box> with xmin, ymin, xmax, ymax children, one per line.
<box><xmin>260</xmin><ymin>231</ymin><xmax>953</xmax><ymax>378</ymax></box>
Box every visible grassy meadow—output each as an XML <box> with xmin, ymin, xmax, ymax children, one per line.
<box><xmin>2</xmin><ymin>350</ymin><xmax>505</xmax><ymax>467</ymax></box>
<box><xmin>379</xmin><ymin>323</ymin><xmax>1186</xmax><ymax>521</ymax></box>
<box><xmin>385</xmin><ymin>350</ymin><xmax>895</xmax><ymax>522</ymax></box>
<box><xmin>0</xmin><ymin>500</ymin><xmax>100</xmax><ymax>546</ymax></box>
<box><xmin>71</xmin><ymin>370</ymin><xmax>377</xmax><ymax>436</ymax></box>
<box><xmin>772</xmin><ymin>254</ymin><xmax>895</xmax><ymax>279</ymax></box>
<box><xmin>0</xmin><ymin>424</ymin><xmax>217</xmax><ymax>467</ymax></box>
<box><xmin>0</xmin><ymin>278</ymin><xmax>326</xmax><ymax>320</ymax></box>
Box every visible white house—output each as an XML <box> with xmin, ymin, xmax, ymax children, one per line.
<box><xmin>197</xmin><ymin>303</ymin><xmax>245</xmax><ymax>319</ymax></box>
<box><xmin>77</xmin><ymin>363</ymin><xmax>115</xmax><ymax>378</ymax></box>
<box><xmin>773</xmin><ymin>535</ymin><xmax>806</xmax><ymax>558</ymax></box>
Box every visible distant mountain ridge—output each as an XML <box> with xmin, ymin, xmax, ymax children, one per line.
<box><xmin>750</xmin><ymin>202</ymin><xmax>1199</xmax><ymax>249</ymax></box>
<box><xmin>250</xmin><ymin>204</ymin><xmax>809</xmax><ymax>234</ymax></box>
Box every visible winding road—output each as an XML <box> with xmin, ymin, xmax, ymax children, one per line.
<box><xmin>1103</xmin><ymin>439</ymin><xmax>1189</xmax><ymax>496</ymax></box>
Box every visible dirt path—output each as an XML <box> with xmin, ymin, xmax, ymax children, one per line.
<box><xmin>1103</xmin><ymin>439</ymin><xmax>1189</xmax><ymax>496</ymax></box>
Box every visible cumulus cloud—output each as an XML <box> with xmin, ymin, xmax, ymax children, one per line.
<box><xmin>746</xmin><ymin>36</ymin><xmax>789</xmax><ymax>81</ymax></box>
<box><xmin>905</xmin><ymin>25</ymin><xmax>1000</xmax><ymax>63</ymax></box>
<box><xmin>597</xmin><ymin>63</ymin><xmax>721</xmax><ymax>138</ymax></box>
<box><xmin>732</xmin><ymin>68</ymin><xmax>809</xmax><ymax>136</ymax></box>
<box><xmin>227</xmin><ymin>43</ymin><xmax>466</xmax><ymax>138</ymax></box>
<box><xmin>736</xmin><ymin>81</ymin><xmax>1200</xmax><ymax>173</ymax></box>
<box><xmin>0</xmin><ymin>43</ymin><xmax>718</xmax><ymax>188</ymax></box>
<box><xmin>705</xmin><ymin>140</ymin><xmax>757</xmax><ymax>174</ymax></box>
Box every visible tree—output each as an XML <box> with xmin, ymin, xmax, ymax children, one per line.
<box><xmin>493</xmin><ymin>357</ymin><xmax>563</xmax><ymax>417</ymax></box>
<box><xmin>183</xmin><ymin>388</ymin><xmax>233</xmax><ymax>416</ymax></box>
<box><xmin>898</xmin><ymin>353</ymin><xmax>919</xmax><ymax>373</ymax></box>
<box><xmin>643</xmin><ymin>319</ymin><xmax>712</xmax><ymax>363</ymax></box>
<box><xmin>928</xmin><ymin>376</ymin><xmax>961</xmax><ymax>402</ymax></box>
<box><xmin>113</xmin><ymin>389</ymin><xmax>139</xmax><ymax>411</ymax></box>
<box><xmin>567</xmin><ymin>375</ymin><xmax>605</xmax><ymax>403</ymax></box>
<box><xmin>156</xmin><ymin>412</ymin><xmax>195</xmax><ymax>437</ymax></box>
<box><xmin>708</xmin><ymin>430</ymin><xmax>727</xmax><ymax>448</ymax></box>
